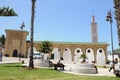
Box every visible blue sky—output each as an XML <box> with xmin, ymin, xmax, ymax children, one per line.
<box><xmin>0</xmin><ymin>0</ymin><xmax>119</xmax><ymax>51</ymax></box>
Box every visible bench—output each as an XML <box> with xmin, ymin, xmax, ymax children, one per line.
<box><xmin>49</xmin><ymin>62</ymin><xmax>65</xmax><ymax>71</ymax></box>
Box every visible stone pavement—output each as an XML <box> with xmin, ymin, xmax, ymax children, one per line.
<box><xmin>0</xmin><ymin>56</ymin><xmax>116</xmax><ymax>77</ymax></box>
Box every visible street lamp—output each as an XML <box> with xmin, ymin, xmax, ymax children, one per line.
<box><xmin>106</xmin><ymin>10</ymin><xmax>115</xmax><ymax>73</ymax></box>
<box><xmin>19</xmin><ymin>22</ymin><xmax>25</xmax><ymax>61</ymax></box>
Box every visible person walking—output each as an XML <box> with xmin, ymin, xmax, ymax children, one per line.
<box><xmin>109</xmin><ymin>61</ymin><xmax>114</xmax><ymax>72</ymax></box>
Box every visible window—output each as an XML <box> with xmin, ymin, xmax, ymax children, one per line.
<box><xmin>65</xmin><ymin>49</ymin><xmax>67</xmax><ymax>51</ymax></box>
<box><xmin>88</xmin><ymin>50</ymin><xmax>91</xmax><ymax>53</ymax></box>
<box><xmin>99</xmin><ymin>50</ymin><xmax>102</xmax><ymax>53</ymax></box>
<box><xmin>77</xmin><ymin>50</ymin><xmax>80</xmax><ymax>53</ymax></box>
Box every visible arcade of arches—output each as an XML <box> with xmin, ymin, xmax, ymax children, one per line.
<box><xmin>5</xmin><ymin>30</ymin><xmax>109</xmax><ymax>64</ymax></box>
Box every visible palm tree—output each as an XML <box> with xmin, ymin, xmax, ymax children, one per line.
<box><xmin>0</xmin><ymin>7</ymin><xmax>18</xmax><ymax>16</ymax></box>
<box><xmin>29</xmin><ymin>0</ymin><xmax>36</xmax><ymax>69</ymax></box>
<box><xmin>39</xmin><ymin>41</ymin><xmax>53</xmax><ymax>59</ymax></box>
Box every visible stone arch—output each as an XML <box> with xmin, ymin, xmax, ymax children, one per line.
<box><xmin>74</xmin><ymin>48</ymin><xmax>82</xmax><ymax>63</ymax></box>
<box><xmin>86</xmin><ymin>48</ymin><xmax>94</xmax><ymax>63</ymax></box>
<box><xmin>52</xmin><ymin>47</ymin><xmax>60</xmax><ymax>60</ymax></box>
<box><xmin>62</xmin><ymin>47</ymin><xmax>72</xmax><ymax>62</ymax></box>
<box><xmin>13</xmin><ymin>49</ymin><xmax>18</xmax><ymax>57</ymax></box>
<box><xmin>96</xmin><ymin>48</ymin><xmax>105</xmax><ymax>64</ymax></box>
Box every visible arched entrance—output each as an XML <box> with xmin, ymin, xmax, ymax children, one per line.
<box><xmin>62</xmin><ymin>48</ymin><xmax>72</xmax><ymax>62</ymax></box>
<box><xmin>13</xmin><ymin>49</ymin><xmax>18</xmax><ymax>57</ymax></box>
<box><xmin>74</xmin><ymin>48</ymin><xmax>82</xmax><ymax>63</ymax></box>
<box><xmin>97</xmin><ymin>48</ymin><xmax>105</xmax><ymax>64</ymax></box>
<box><xmin>86</xmin><ymin>48</ymin><xmax>94</xmax><ymax>63</ymax></box>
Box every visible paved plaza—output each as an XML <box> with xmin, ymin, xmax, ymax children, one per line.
<box><xmin>0</xmin><ymin>56</ymin><xmax>116</xmax><ymax>77</ymax></box>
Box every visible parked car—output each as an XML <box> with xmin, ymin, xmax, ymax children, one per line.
<box><xmin>33</xmin><ymin>53</ymin><xmax>41</xmax><ymax>59</ymax></box>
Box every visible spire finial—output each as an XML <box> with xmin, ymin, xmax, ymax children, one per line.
<box><xmin>92</xmin><ymin>15</ymin><xmax>95</xmax><ymax>23</ymax></box>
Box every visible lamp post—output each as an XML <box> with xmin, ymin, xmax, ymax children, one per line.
<box><xmin>19</xmin><ymin>22</ymin><xmax>25</xmax><ymax>61</ymax></box>
<box><xmin>106</xmin><ymin>10</ymin><xmax>115</xmax><ymax>73</ymax></box>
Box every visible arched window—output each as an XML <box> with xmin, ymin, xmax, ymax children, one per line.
<box><xmin>99</xmin><ymin>50</ymin><xmax>102</xmax><ymax>53</ymax></box>
<box><xmin>65</xmin><ymin>49</ymin><xmax>67</xmax><ymax>51</ymax></box>
<box><xmin>77</xmin><ymin>50</ymin><xmax>80</xmax><ymax>53</ymax></box>
<box><xmin>87</xmin><ymin>50</ymin><xmax>91</xmax><ymax>53</ymax></box>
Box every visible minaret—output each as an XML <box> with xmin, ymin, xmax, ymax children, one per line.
<box><xmin>91</xmin><ymin>15</ymin><xmax>98</xmax><ymax>42</ymax></box>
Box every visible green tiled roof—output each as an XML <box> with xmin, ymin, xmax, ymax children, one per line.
<box><xmin>34</xmin><ymin>41</ymin><xmax>108</xmax><ymax>45</ymax></box>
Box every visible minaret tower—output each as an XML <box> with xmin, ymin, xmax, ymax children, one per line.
<box><xmin>91</xmin><ymin>15</ymin><xmax>98</xmax><ymax>42</ymax></box>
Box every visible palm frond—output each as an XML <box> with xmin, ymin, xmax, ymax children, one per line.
<box><xmin>0</xmin><ymin>7</ymin><xmax>18</xmax><ymax>16</ymax></box>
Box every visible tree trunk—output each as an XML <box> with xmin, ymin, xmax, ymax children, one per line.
<box><xmin>29</xmin><ymin>0</ymin><xmax>36</xmax><ymax>69</ymax></box>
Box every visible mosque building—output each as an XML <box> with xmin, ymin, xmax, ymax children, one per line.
<box><xmin>4</xmin><ymin>16</ymin><xmax>109</xmax><ymax>64</ymax></box>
